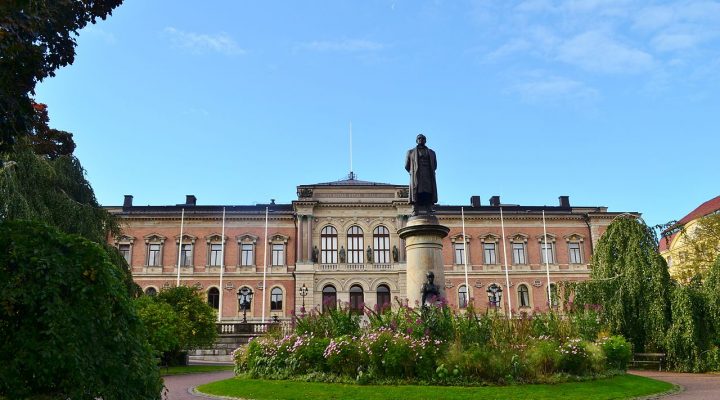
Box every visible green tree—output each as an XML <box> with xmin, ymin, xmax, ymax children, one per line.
<box><xmin>0</xmin><ymin>0</ymin><xmax>123</xmax><ymax>154</ymax></box>
<box><xmin>704</xmin><ymin>257</ymin><xmax>720</xmax><ymax>344</ymax></box>
<box><xmin>574</xmin><ymin>216</ymin><xmax>671</xmax><ymax>352</ymax></box>
<box><xmin>135</xmin><ymin>296</ymin><xmax>181</xmax><ymax>355</ymax></box>
<box><xmin>665</xmin><ymin>283</ymin><xmax>711</xmax><ymax>372</ymax></box>
<box><xmin>0</xmin><ymin>220</ymin><xmax>162</xmax><ymax>399</ymax></box>
<box><xmin>155</xmin><ymin>286</ymin><xmax>218</xmax><ymax>352</ymax></box>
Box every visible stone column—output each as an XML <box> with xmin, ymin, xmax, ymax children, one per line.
<box><xmin>398</xmin><ymin>215</ymin><xmax>449</xmax><ymax>307</ymax></box>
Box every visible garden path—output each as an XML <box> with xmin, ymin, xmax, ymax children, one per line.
<box><xmin>630</xmin><ymin>370</ymin><xmax>720</xmax><ymax>400</ymax></box>
<box><xmin>163</xmin><ymin>370</ymin><xmax>234</xmax><ymax>400</ymax></box>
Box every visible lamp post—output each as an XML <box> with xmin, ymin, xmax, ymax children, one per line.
<box><xmin>299</xmin><ymin>283</ymin><xmax>308</xmax><ymax>316</ymax></box>
<box><xmin>486</xmin><ymin>283</ymin><xmax>502</xmax><ymax>309</ymax></box>
<box><xmin>238</xmin><ymin>287</ymin><xmax>253</xmax><ymax>323</ymax></box>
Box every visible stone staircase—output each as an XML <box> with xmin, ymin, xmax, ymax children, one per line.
<box><xmin>188</xmin><ymin>321</ymin><xmax>292</xmax><ymax>364</ymax></box>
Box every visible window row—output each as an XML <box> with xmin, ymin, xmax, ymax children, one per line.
<box><xmin>457</xmin><ymin>282</ymin><xmax>559</xmax><ymax>309</ymax></box>
<box><xmin>118</xmin><ymin>233</ymin><xmax>289</xmax><ymax>267</ymax></box>
<box><xmin>145</xmin><ymin>286</ymin><xmax>287</xmax><ymax>312</ymax></box>
<box><xmin>321</xmin><ymin>284</ymin><xmax>392</xmax><ymax>313</ymax></box>
<box><xmin>320</xmin><ymin>225</ymin><xmax>392</xmax><ymax>264</ymax></box>
<box><xmin>452</xmin><ymin>234</ymin><xmax>585</xmax><ymax>265</ymax></box>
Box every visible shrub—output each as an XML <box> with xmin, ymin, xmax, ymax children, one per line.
<box><xmin>0</xmin><ymin>220</ymin><xmax>162</xmax><ymax>399</ymax></box>
<box><xmin>324</xmin><ymin>335</ymin><xmax>366</xmax><ymax>376</ymax></box>
<box><xmin>295</xmin><ymin>304</ymin><xmax>361</xmax><ymax>338</ymax></box>
<box><xmin>525</xmin><ymin>338</ymin><xmax>561</xmax><ymax>376</ymax></box>
<box><xmin>558</xmin><ymin>339</ymin><xmax>591</xmax><ymax>375</ymax></box>
<box><xmin>599</xmin><ymin>335</ymin><xmax>632</xmax><ymax>370</ymax></box>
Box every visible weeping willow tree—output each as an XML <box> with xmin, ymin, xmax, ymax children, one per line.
<box><xmin>705</xmin><ymin>257</ymin><xmax>720</xmax><ymax>346</ymax></box>
<box><xmin>573</xmin><ymin>216</ymin><xmax>671</xmax><ymax>352</ymax></box>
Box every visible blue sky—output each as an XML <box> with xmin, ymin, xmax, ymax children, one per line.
<box><xmin>35</xmin><ymin>0</ymin><xmax>719</xmax><ymax>227</ymax></box>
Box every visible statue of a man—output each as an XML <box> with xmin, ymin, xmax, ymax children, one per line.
<box><xmin>421</xmin><ymin>271</ymin><xmax>440</xmax><ymax>306</ymax></box>
<box><xmin>405</xmin><ymin>134</ymin><xmax>438</xmax><ymax>216</ymax></box>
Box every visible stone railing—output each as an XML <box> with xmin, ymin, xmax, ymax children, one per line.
<box><xmin>216</xmin><ymin>321</ymin><xmax>292</xmax><ymax>336</ymax></box>
<box><xmin>317</xmin><ymin>263</ymin><xmax>397</xmax><ymax>272</ymax></box>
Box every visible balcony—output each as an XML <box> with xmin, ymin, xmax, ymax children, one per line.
<box><xmin>317</xmin><ymin>263</ymin><xmax>398</xmax><ymax>272</ymax></box>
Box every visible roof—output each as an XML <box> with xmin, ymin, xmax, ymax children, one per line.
<box><xmin>659</xmin><ymin>195</ymin><xmax>720</xmax><ymax>252</ymax></box>
<box><xmin>303</xmin><ymin>173</ymin><xmax>400</xmax><ymax>187</ymax></box>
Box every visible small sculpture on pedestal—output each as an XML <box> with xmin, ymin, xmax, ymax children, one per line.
<box><xmin>421</xmin><ymin>271</ymin><xmax>440</xmax><ymax>307</ymax></box>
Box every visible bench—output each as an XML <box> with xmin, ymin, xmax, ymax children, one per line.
<box><xmin>631</xmin><ymin>353</ymin><xmax>666</xmax><ymax>371</ymax></box>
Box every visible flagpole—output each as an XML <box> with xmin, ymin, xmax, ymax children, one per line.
<box><xmin>261</xmin><ymin>206</ymin><xmax>269</xmax><ymax>323</ymax></box>
<box><xmin>176</xmin><ymin>208</ymin><xmax>185</xmax><ymax>287</ymax></box>
<box><xmin>218</xmin><ymin>207</ymin><xmax>226</xmax><ymax>323</ymax></box>
<box><xmin>500</xmin><ymin>207</ymin><xmax>512</xmax><ymax>318</ymax></box>
<box><xmin>542</xmin><ymin>210</ymin><xmax>552</xmax><ymax>308</ymax></box>
<box><xmin>461</xmin><ymin>207</ymin><xmax>470</xmax><ymax>307</ymax></box>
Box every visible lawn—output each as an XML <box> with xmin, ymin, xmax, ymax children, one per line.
<box><xmin>197</xmin><ymin>374</ymin><xmax>674</xmax><ymax>400</ymax></box>
<box><xmin>160</xmin><ymin>364</ymin><xmax>234</xmax><ymax>376</ymax></box>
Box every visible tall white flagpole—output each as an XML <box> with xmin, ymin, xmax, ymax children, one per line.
<box><xmin>176</xmin><ymin>208</ymin><xmax>185</xmax><ymax>287</ymax></box>
<box><xmin>349</xmin><ymin>121</ymin><xmax>353</xmax><ymax>177</ymax></box>
<box><xmin>542</xmin><ymin>210</ymin><xmax>553</xmax><ymax>308</ymax></box>
<box><xmin>261</xmin><ymin>206</ymin><xmax>269</xmax><ymax>323</ymax></box>
<box><xmin>461</xmin><ymin>207</ymin><xmax>470</xmax><ymax>306</ymax></box>
<box><xmin>217</xmin><ymin>207</ymin><xmax>226</xmax><ymax>322</ymax></box>
<box><xmin>500</xmin><ymin>207</ymin><xmax>513</xmax><ymax>318</ymax></box>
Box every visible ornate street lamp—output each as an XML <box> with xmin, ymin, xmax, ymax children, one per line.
<box><xmin>238</xmin><ymin>287</ymin><xmax>253</xmax><ymax>323</ymax></box>
<box><xmin>486</xmin><ymin>283</ymin><xmax>502</xmax><ymax>308</ymax></box>
<box><xmin>300</xmin><ymin>283</ymin><xmax>308</xmax><ymax>312</ymax></box>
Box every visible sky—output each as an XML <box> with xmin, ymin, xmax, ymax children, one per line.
<box><xmin>35</xmin><ymin>0</ymin><xmax>720</xmax><ymax>228</ymax></box>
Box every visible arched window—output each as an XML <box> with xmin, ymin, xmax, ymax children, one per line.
<box><xmin>518</xmin><ymin>284</ymin><xmax>530</xmax><ymax>308</ymax></box>
<box><xmin>458</xmin><ymin>285</ymin><xmax>468</xmax><ymax>309</ymax></box>
<box><xmin>322</xmin><ymin>285</ymin><xmax>337</xmax><ymax>312</ymax></box>
<box><xmin>347</xmin><ymin>226</ymin><xmax>364</xmax><ymax>264</ymax></box>
<box><xmin>144</xmin><ymin>287</ymin><xmax>157</xmax><ymax>296</ymax></box>
<box><xmin>270</xmin><ymin>287</ymin><xmax>283</xmax><ymax>311</ymax></box>
<box><xmin>373</xmin><ymin>226</ymin><xmax>390</xmax><ymax>264</ymax></box>
<box><xmin>208</xmin><ymin>287</ymin><xmax>220</xmax><ymax>309</ymax></box>
<box><xmin>321</xmin><ymin>226</ymin><xmax>338</xmax><ymax>264</ymax></box>
<box><xmin>376</xmin><ymin>284</ymin><xmax>391</xmax><ymax>311</ymax></box>
<box><xmin>349</xmin><ymin>284</ymin><xmax>364</xmax><ymax>313</ymax></box>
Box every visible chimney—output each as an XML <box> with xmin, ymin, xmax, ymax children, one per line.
<box><xmin>470</xmin><ymin>196</ymin><xmax>481</xmax><ymax>208</ymax></box>
<box><xmin>559</xmin><ymin>196</ymin><xmax>570</xmax><ymax>208</ymax></box>
<box><xmin>185</xmin><ymin>195</ymin><xmax>197</xmax><ymax>206</ymax></box>
<box><xmin>489</xmin><ymin>195</ymin><xmax>501</xmax><ymax>207</ymax></box>
<box><xmin>123</xmin><ymin>195</ymin><xmax>133</xmax><ymax>209</ymax></box>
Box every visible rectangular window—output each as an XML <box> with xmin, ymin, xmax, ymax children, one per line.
<box><xmin>209</xmin><ymin>244</ymin><xmax>223</xmax><ymax>266</ymax></box>
<box><xmin>272</xmin><ymin>244</ymin><xmax>284</xmax><ymax>266</ymax></box>
<box><xmin>148</xmin><ymin>244</ymin><xmax>161</xmax><ymax>266</ymax></box>
<box><xmin>483</xmin><ymin>243</ymin><xmax>496</xmax><ymax>264</ymax></box>
<box><xmin>241</xmin><ymin>244</ymin><xmax>254</xmax><ymax>266</ymax></box>
<box><xmin>541</xmin><ymin>243</ymin><xmax>555</xmax><ymax>264</ymax></box>
<box><xmin>180</xmin><ymin>244</ymin><xmax>193</xmax><ymax>266</ymax></box>
<box><xmin>512</xmin><ymin>243</ymin><xmax>526</xmax><ymax>264</ymax></box>
<box><xmin>119</xmin><ymin>244</ymin><xmax>131</xmax><ymax>264</ymax></box>
<box><xmin>454</xmin><ymin>243</ymin><xmax>465</xmax><ymax>265</ymax></box>
<box><xmin>569</xmin><ymin>242</ymin><xmax>582</xmax><ymax>264</ymax></box>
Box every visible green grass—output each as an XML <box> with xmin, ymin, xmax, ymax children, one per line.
<box><xmin>160</xmin><ymin>364</ymin><xmax>233</xmax><ymax>376</ymax></box>
<box><xmin>197</xmin><ymin>374</ymin><xmax>674</xmax><ymax>400</ymax></box>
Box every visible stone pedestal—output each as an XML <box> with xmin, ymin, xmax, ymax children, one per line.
<box><xmin>397</xmin><ymin>215</ymin><xmax>450</xmax><ymax>307</ymax></box>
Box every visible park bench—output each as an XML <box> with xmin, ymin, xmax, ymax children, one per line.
<box><xmin>631</xmin><ymin>353</ymin><xmax>666</xmax><ymax>371</ymax></box>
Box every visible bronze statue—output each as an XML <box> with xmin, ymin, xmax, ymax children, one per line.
<box><xmin>311</xmin><ymin>246</ymin><xmax>319</xmax><ymax>263</ymax></box>
<box><xmin>421</xmin><ymin>271</ymin><xmax>440</xmax><ymax>306</ymax></box>
<box><xmin>405</xmin><ymin>134</ymin><xmax>438</xmax><ymax>216</ymax></box>
<box><xmin>338</xmin><ymin>246</ymin><xmax>346</xmax><ymax>263</ymax></box>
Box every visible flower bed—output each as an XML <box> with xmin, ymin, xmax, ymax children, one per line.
<box><xmin>234</xmin><ymin>302</ymin><xmax>632</xmax><ymax>385</ymax></box>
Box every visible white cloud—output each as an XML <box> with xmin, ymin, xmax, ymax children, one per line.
<box><xmin>164</xmin><ymin>27</ymin><xmax>245</xmax><ymax>56</ymax></box>
<box><xmin>297</xmin><ymin>39</ymin><xmax>386</xmax><ymax>52</ymax></box>
<box><xmin>484</xmin><ymin>39</ymin><xmax>531</xmax><ymax>61</ymax></box>
<box><xmin>557</xmin><ymin>31</ymin><xmax>654</xmax><ymax>74</ymax></box>
<box><xmin>510</xmin><ymin>75</ymin><xmax>599</xmax><ymax>104</ymax></box>
<box><xmin>652</xmin><ymin>33</ymin><xmax>702</xmax><ymax>52</ymax></box>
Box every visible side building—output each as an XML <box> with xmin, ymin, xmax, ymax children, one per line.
<box><xmin>109</xmin><ymin>177</ymin><xmax>630</xmax><ymax>321</ymax></box>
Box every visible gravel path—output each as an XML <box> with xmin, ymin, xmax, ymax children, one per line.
<box><xmin>163</xmin><ymin>370</ymin><xmax>234</xmax><ymax>400</ymax></box>
<box><xmin>630</xmin><ymin>370</ymin><xmax>720</xmax><ymax>400</ymax></box>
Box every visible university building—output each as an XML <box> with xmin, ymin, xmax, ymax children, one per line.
<box><xmin>109</xmin><ymin>175</ymin><xmax>628</xmax><ymax>321</ymax></box>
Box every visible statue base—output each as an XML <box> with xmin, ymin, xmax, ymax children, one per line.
<box><xmin>398</xmin><ymin>215</ymin><xmax>450</xmax><ymax>307</ymax></box>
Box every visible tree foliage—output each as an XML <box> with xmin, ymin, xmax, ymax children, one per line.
<box><xmin>665</xmin><ymin>283</ymin><xmax>711</xmax><ymax>372</ymax></box>
<box><xmin>135</xmin><ymin>296</ymin><xmax>181</xmax><ymax>355</ymax></box>
<box><xmin>0</xmin><ymin>0</ymin><xmax>123</xmax><ymax>154</ymax></box>
<box><xmin>573</xmin><ymin>216</ymin><xmax>671</xmax><ymax>352</ymax></box>
<box><xmin>704</xmin><ymin>257</ymin><xmax>720</xmax><ymax>345</ymax></box>
<box><xmin>0</xmin><ymin>220</ymin><xmax>162</xmax><ymax>399</ymax></box>
<box><xmin>153</xmin><ymin>286</ymin><xmax>218</xmax><ymax>351</ymax></box>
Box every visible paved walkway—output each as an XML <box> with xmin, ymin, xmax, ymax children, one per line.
<box><xmin>163</xmin><ymin>370</ymin><xmax>234</xmax><ymax>400</ymax></box>
<box><xmin>630</xmin><ymin>370</ymin><xmax>720</xmax><ymax>400</ymax></box>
